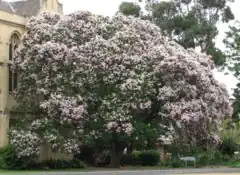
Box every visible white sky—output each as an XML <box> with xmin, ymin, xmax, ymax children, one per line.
<box><xmin>59</xmin><ymin>0</ymin><xmax>138</xmax><ymax>16</ymax></box>
<box><xmin>8</xmin><ymin>0</ymin><xmax>240</xmax><ymax>94</ymax></box>
<box><xmin>214</xmin><ymin>0</ymin><xmax>240</xmax><ymax>95</ymax></box>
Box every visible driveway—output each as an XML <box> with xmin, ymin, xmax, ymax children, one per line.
<box><xmin>1</xmin><ymin>168</ymin><xmax>240</xmax><ymax>175</ymax></box>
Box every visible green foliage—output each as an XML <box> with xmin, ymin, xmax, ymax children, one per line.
<box><xmin>163</xmin><ymin>149</ymin><xmax>231</xmax><ymax>167</ymax></box>
<box><xmin>224</xmin><ymin>22</ymin><xmax>240</xmax><ymax>73</ymax></box>
<box><xmin>220</xmin><ymin>138</ymin><xmax>239</xmax><ymax>156</ymax></box>
<box><xmin>167</xmin><ymin>159</ymin><xmax>185</xmax><ymax>168</ymax></box>
<box><xmin>168</xmin><ymin>142</ymin><xmax>202</xmax><ymax>159</ymax></box>
<box><xmin>132</xmin><ymin>151</ymin><xmax>141</xmax><ymax>164</ymax></box>
<box><xmin>0</xmin><ymin>145</ymin><xmax>20</xmax><ymax>170</ymax></box>
<box><xmin>121</xmin><ymin>150</ymin><xmax>160</xmax><ymax>166</ymax></box>
<box><xmin>121</xmin><ymin>154</ymin><xmax>135</xmax><ymax>165</ymax></box>
<box><xmin>230</xmin><ymin>161</ymin><xmax>240</xmax><ymax>168</ymax></box>
<box><xmin>166</xmin><ymin>143</ymin><xmax>233</xmax><ymax>167</ymax></box>
<box><xmin>121</xmin><ymin>151</ymin><xmax>141</xmax><ymax>166</ymax></box>
<box><xmin>227</xmin><ymin>151</ymin><xmax>240</xmax><ymax>167</ymax></box>
<box><xmin>150</xmin><ymin>0</ymin><xmax>234</xmax><ymax>66</ymax></box>
<box><xmin>221</xmin><ymin>119</ymin><xmax>240</xmax><ymax>146</ymax></box>
<box><xmin>197</xmin><ymin>149</ymin><xmax>231</xmax><ymax>166</ymax></box>
<box><xmin>120</xmin><ymin>148</ymin><xmax>235</xmax><ymax>168</ymax></box>
<box><xmin>0</xmin><ymin>145</ymin><xmax>33</xmax><ymax>170</ymax></box>
<box><xmin>119</xmin><ymin>2</ymin><xmax>141</xmax><ymax>17</ymax></box>
<box><xmin>224</xmin><ymin>23</ymin><xmax>240</xmax><ymax>121</ymax></box>
<box><xmin>233</xmin><ymin>86</ymin><xmax>240</xmax><ymax>122</ymax></box>
<box><xmin>125</xmin><ymin>0</ymin><xmax>235</xmax><ymax>66</ymax></box>
<box><xmin>206</xmin><ymin>44</ymin><xmax>226</xmax><ymax>66</ymax></box>
<box><xmin>0</xmin><ymin>145</ymin><xmax>86</xmax><ymax>170</ymax></box>
<box><xmin>197</xmin><ymin>150</ymin><xmax>219</xmax><ymax>166</ymax></box>
<box><xmin>37</xmin><ymin>159</ymin><xmax>87</xmax><ymax>170</ymax></box>
<box><xmin>138</xmin><ymin>150</ymin><xmax>160</xmax><ymax>166</ymax></box>
<box><xmin>131</xmin><ymin>122</ymin><xmax>160</xmax><ymax>150</ymax></box>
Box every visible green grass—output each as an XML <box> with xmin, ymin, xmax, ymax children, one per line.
<box><xmin>230</xmin><ymin>161</ymin><xmax>240</xmax><ymax>168</ymax></box>
<box><xmin>0</xmin><ymin>166</ymin><xmax>208</xmax><ymax>173</ymax></box>
<box><xmin>0</xmin><ymin>169</ymin><xmax>88</xmax><ymax>174</ymax></box>
<box><xmin>0</xmin><ymin>164</ymin><xmax>237</xmax><ymax>174</ymax></box>
<box><xmin>0</xmin><ymin>167</ymin><xmax>134</xmax><ymax>174</ymax></box>
<box><xmin>0</xmin><ymin>167</ymin><xmax>170</xmax><ymax>174</ymax></box>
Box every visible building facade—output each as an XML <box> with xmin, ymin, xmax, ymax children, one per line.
<box><xmin>0</xmin><ymin>0</ymin><xmax>63</xmax><ymax>148</ymax></box>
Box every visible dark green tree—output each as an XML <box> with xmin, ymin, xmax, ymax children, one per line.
<box><xmin>118</xmin><ymin>2</ymin><xmax>141</xmax><ymax>17</ymax></box>
<box><xmin>120</xmin><ymin>0</ymin><xmax>235</xmax><ymax>66</ymax></box>
<box><xmin>224</xmin><ymin>22</ymin><xmax>240</xmax><ymax>122</ymax></box>
<box><xmin>147</xmin><ymin>0</ymin><xmax>234</xmax><ymax>66</ymax></box>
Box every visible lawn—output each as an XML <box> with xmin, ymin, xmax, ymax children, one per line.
<box><xmin>231</xmin><ymin>161</ymin><xmax>240</xmax><ymax>168</ymax></box>
<box><xmin>1</xmin><ymin>165</ymin><xmax>240</xmax><ymax>174</ymax></box>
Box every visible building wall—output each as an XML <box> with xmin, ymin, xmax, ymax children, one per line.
<box><xmin>40</xmin><ymin>0</ymin><xmax>63</xmax><ymax>13</ymax></box>
<box><xmin>0</xmin><ymin>11</ymin><xmax>26</xmax><ymax>148</ymax></box>
<box><xmin>0</xmin><ymin>0</ymin><xmax>63</xmax><ymax>148</ymax></box>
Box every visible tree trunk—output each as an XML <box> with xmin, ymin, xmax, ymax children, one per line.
<box><xmin>109</xmin><ymin>140</ymin><xmax>123</xmax><ymax>168</ymax></box>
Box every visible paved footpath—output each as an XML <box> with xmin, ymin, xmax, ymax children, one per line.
<box><xmin>2</xmin><ymin>168</ymin><xmax>240</xmax><ymax>175</ymax></box>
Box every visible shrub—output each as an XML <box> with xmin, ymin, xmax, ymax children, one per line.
<box><xmin>121</xmin><ymin>151</ymin><xmax>141</xmax><ymax>166</ymax></box>
<box><xmin>170</xmin><ymin>159</ymin><xmax>185</xmax><ymax>168</ymax></box>
<box><xmin>0</xmin><ymin>145</ymin><xmax>17</xmax><ymax>169</ymax></box>
<box><xmin>0</xmin><ymin>145</ymin><xmax>33</xmax><ymax>170</ymax></box>
<box><xmin>132</xmin><ymin>151</ymin><xmax>141</xmax><ymax>165</ymax></box>
<box><xmin>38</xmin><ymin>158</ymin><xmax>86</xmax><ymax>169</ymax></box>
<box><xmin>220</xmin><ymin>138</ymin><xmax>239</xmax><ymax>156</ymax></box>
<box><xmin>72</xmin><ymin>158</ymin><xmax>87</xmax><ymax>169</ymax></box>
<box><xmin>121</xmin><ymin>150</ymin><xmax>160</xmax><ymax>166</ymax></box>
<box><xmin>197</xmin><ymin>152</ymin><xmax>209</xmax><ymax>166</ymax></box>
<box><xmin>0</xmin><ymin>145</ymin><xmax>86</xmax><ymax>170</ymax></box>
<box><xmin>230</xmin><ymin>161</ymin><xmax>240</xmax><ymax>168</ymax></box>
<box><xmin>196</xmin><ymin>149</ymin><xmax>231</xmax><ymax>166</ymax></box>
<box><xmin>138</xmin><ymin>150</ymin><xmax>160</xmax><ymax>166</ymax></box>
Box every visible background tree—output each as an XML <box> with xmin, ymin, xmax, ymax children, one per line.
<box><xmin>224</xmin><ymin>22</ymin><xmax>240</xmax><ymax>122</ymax></box>
<box><xmin>146</xmin><ymin>0</ymin><xmax>235</xmax><ymax>66</ymax></box>
<box><xmin>118</xmin><ymin>2</ymin><xmax>141</xmax><ymax>17</ymax></box>
<box><xmin>12</xmin><ymin>12</ymin><xmax>232</xmax><ymax>168</ymax></box>
<box><xmin>119</xmin><ymin>0</ymin><xmax>235</xmax><ymax>66</ymax></box>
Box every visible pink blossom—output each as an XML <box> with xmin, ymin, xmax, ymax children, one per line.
<box><xmin>13</xmin><ymin>11</ymin><xmax>232</xmax><ymax>150</ymax></box>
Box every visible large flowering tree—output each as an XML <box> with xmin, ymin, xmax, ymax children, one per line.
<box><xmin>12</xmin><ymin>11</ymin><xmax>232</xmax><ymax>167</ymax></box>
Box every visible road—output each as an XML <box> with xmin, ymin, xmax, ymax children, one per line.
<box><xmin>2</xmin><ymin>168</ymin><xmax>240</xmax><ymax>175</ymax></box>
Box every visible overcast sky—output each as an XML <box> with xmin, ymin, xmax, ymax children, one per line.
<box><xmin>59</xmin><ymin>0</ymin><xmax>137</xmax><ymax>16</ymax></box>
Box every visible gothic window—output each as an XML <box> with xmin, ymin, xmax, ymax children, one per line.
<box><xmin>9</xmin><ymin>33</ymin><xmax>20</xmax><ymax>92</ymax></box>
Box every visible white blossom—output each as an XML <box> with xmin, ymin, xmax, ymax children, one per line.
<box><xmin>10</xmin><ymin>130</ymin><xmax>41</xmax><ymax>158</ymax></box>
<box><xmin>12</xmin><ymin>11</ymin><xmax>232</xmax><ymax>153</ymax></box>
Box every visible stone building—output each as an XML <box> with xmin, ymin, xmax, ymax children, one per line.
<box><xmin>0</xmin><ymin>0</ymin><xmax>63</xmax><ymax>148</ymax></box>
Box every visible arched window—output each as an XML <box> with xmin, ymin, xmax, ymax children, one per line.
<box><xmin>9</xmin><ymin>33</ymin><xmax>20</xmax><ymax>92</ymax></box>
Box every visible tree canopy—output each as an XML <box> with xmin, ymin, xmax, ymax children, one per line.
<box><xmin>118</xmin><ymin>2</ymin><xmax>141</xmax><ymax>17</ymax></box>
<box><xmin>224</xmin><ymin>22</ymin><xmax>240</xmax><ymax>122</ymax></box>
<box><xmin>12</xmin><ymin>11</ymin><xmax>232</xmax><ymax>167</ymax></box>
<box><xmin>119</xmin><ymin>0</ymin><xmax>235</xmax><ymax>66</ymax></box>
